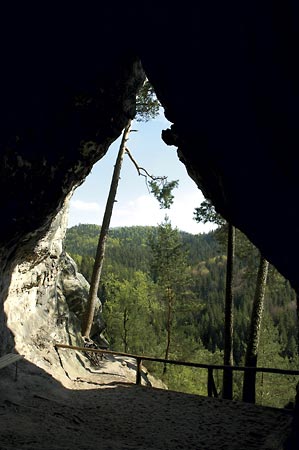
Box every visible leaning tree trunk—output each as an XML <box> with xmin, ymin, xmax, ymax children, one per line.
<box><xmin>222</xmin><ymin>223</ymin><xmax>235</xmax><ymax>399</ymax></box>
<box><xmin>242</xmin><ymin>254</ymin><xmax>269</xmax><ymax>403</ymax></box>
<box><xmin>81</xmin><ymin>120</ymin><xmax>131</xmax><ymax>338</ymax></box>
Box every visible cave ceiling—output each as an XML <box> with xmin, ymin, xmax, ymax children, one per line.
<box><xmin>0</xmin><ymin>4</ymin><xmax>299</xmax><ymax>294</ymax></box>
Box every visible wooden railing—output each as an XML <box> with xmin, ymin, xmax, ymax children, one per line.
<box><xmin>55</xmin><ymin>343</ymin><xmax>299</xmax><ymax>404</ymax></box>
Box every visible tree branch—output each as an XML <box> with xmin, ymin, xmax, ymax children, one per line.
<box><xmin>125</xmin><ymin>147</ymin><xmax>167</xmax><ymax>182</ymax></box>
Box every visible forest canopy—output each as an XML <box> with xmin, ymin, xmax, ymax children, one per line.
<box><xmin>65</xmin><ymin>223</ymin><xmax>298</xmax><ymax>407</ymax></box>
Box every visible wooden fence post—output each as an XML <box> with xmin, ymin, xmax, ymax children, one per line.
<box><xmin>223</xmin><ymin>366</ymin><xmax>233</xmax><ymax>400</ymax></box>
<box><xmin>208</xmin><ymin>368</ymin><xmax>218</xmax><ymax>398</ymax></box>
<box><xmin>136</xmin><ymin>357</ymin><xmax>142</xmax><ymax>385</ymax></box>
<box><xmin>242</xmin><ymin>368</ymin><xmax>256</xmax><ymax>403</ymax></box>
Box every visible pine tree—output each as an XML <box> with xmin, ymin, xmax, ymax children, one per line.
<box><xmin>81</xmin><ymin>81</ymin><xmax>177</xmax><ymax>338</ymax></box>
<box><xmin>194</xmin><ymin>199</ymin><xmax>235</xmax><ymax>398</ymax></box>
<box><xmin>149</xmin><ymin>215</ymin><xmax>191</xmax><ymax>374</ymax></box>
<box><xmin>81</xmin><ymin>122</ymin><xmax>131</xmax><ymax>337</ymax></box>
<box><xmin>102</xmin><ymin>271</ymin><xmax>157</xmax><ymax>354</ymax></box>
<box><xmin>242</xmin><ymin>254</ymin><xmax>269</xmax><ymax>403</ymax></box>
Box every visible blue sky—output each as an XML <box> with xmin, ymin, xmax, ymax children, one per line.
<box><xmin>67</xmin><ymin>112</ymin><xmax>216</xmax><ymax>235</ymax></box>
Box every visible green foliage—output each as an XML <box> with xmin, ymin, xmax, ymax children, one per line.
<box><xmin>65</xmin><ymin>223</ymin><xmax>298</xmax><ymax>405</ymax></box>
<box><xmin>148</xmin><ymin>179</ymin><xmax>179</xmax><ymax>209</ymax></box>
<box><xmin>135</xmin><ymin>80</ymin><xmax>160</xmax><ymax>122</ymax></box>
<box><xmin>162</xmin><ymin>347</ymin><xmax>223</xmax><ymax>396</ymax></box>
<box><xmin>148</xmin><ymin>215</ymin><xmax>188</xmax><ymax>285</ymax></box>
<box><xmin>148</xmin><ymin>216</ymin><xmax>197</xmax><ymax>368</ymax></box>
<box><xmin>194</xmin><ymin>199</ymin><xmax>225</xmax><ymax>226</ymax></box>
<box><xmin>65</xmin><ymin>224</ymin><xmax>219</xmax><ymax>282</ymax></box>
<box><xmin>102</xmin><ymin>271</ymin><xmax>158</xmax><ymax>354</ymax></box>
<box><xmin>237</xmin><ymin>314</ymin><xmax>299</xmax><ymax>408</ymax></box>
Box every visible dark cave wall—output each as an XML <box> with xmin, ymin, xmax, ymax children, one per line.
<box><xmin>136</xmin><ymin>3</ymin><xmax>299</xmax><ymax>294</ymax></box>
<box><xmin>0</xmin><ymin>49</ymin><xmax>145</xmax><ymax>266</ymax></box>
<box><xmin>0</xmin><ymin>3</ymin><xmax>299</xmax><ymax>301</ymax></box>
<box><xmin>0</xmin><ymin>7</ymin><xmax>147</xmax><ymax>351</ymax></box>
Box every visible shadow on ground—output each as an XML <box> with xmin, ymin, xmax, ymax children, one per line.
<box><xmin>0</xmin><ymin>358</ymin><xmax>296</xmax><ymax>450</ymax></box>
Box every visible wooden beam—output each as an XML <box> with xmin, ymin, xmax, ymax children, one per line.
<box><xmin>0</xmin><ymin>354</ymin><xmax>24</xmax><ymax>370</ymax></box>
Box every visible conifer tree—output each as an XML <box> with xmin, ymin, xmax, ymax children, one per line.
<box><xmin>149</xmin><ymin>215</ymin><xmax>191</xmax><ymax>374</ymax></box>
<box><xmin>81</xmin><ymin>122</ymin><xmax>131</xmax><ymax>337</ymax></box>
<box><xmin>81</xmin><ymin>81</ymin><xmax>178</xmax><ymax>338</ymax></box>
<box><xmin>242</xmin><ymin>254</ymin><xmax>269</xmax><ymax>403</ymax></box>
<box><xmin>194</xmin><ymin>199</ymin><xmax>235</xmax><ymax>399</ymax></box>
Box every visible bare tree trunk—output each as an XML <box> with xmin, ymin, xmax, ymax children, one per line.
<box><xmin>242</xmin><ymin>254</ymin><xmax>269</xmax><ymax>403</ymax></box>
<box><xmin>123</xmin><ymin>307</ymin><xmax>129</xmax><ymax>353</ymax></box>
<box><xmin>81</xmin><ymin>121</ymin><xmax>131</xmax><ymax>338</ymax></box>
<box><xmin>222</xmin><ymin>223</ymin><xmax>235</xmax><ymax>399</ymax></box>
<box><xmin>163</xmin><ymin>287</ymin><xmax>173</xmax><ymax>375</ymax></box>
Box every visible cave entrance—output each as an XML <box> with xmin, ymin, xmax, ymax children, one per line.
<box><xmin>67</xmin><ymin>113</ymin><xmax>214</xmax><ymax>235</ymax></box>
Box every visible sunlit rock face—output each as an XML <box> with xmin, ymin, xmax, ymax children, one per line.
<box><xmin>0</xmin><ymin>4</ymin><xmax>299</xmax><ymax>356</ymax></box>
<box><xmin>2</xmin><ymin>195</ymin><xmax>106</xmax><ymax>376</ymax></box>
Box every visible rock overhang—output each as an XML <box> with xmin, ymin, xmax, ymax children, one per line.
<box><xmin>0</xmin><ymin>4</ymin><xmax>298</xmax><ymax>296</ymax></box>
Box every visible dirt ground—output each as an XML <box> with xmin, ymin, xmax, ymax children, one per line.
<box><xmin>0</xmin><ymin>356</ymin><xmax>296</xmax><ymax>450</ymax></box>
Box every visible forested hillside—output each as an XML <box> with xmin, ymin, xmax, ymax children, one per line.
<box><xmin>65</xmin><ymin>223</ymin><xmax>298</xmax><ymax>407</ymax></box>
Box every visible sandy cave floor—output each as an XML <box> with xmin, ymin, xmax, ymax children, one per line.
<box><xmin>0</xmin><ymin>356</ymin><xmax>296</xmax><ymax>450</ymax></box>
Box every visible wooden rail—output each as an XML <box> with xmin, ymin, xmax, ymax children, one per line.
<box><xmin>0</xmin><ymin>353</ymin><xmax>24</xmax><ymax>381</ymax></box>
<box><xmin>0</xmin><ymin>353</ymin><xmax>24</xmax><ymax>370</ymax></box>
<box><xmin>55</xmin><ymin>343</ymin><xmax>299</xmax><ymax>403</ymax></box>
